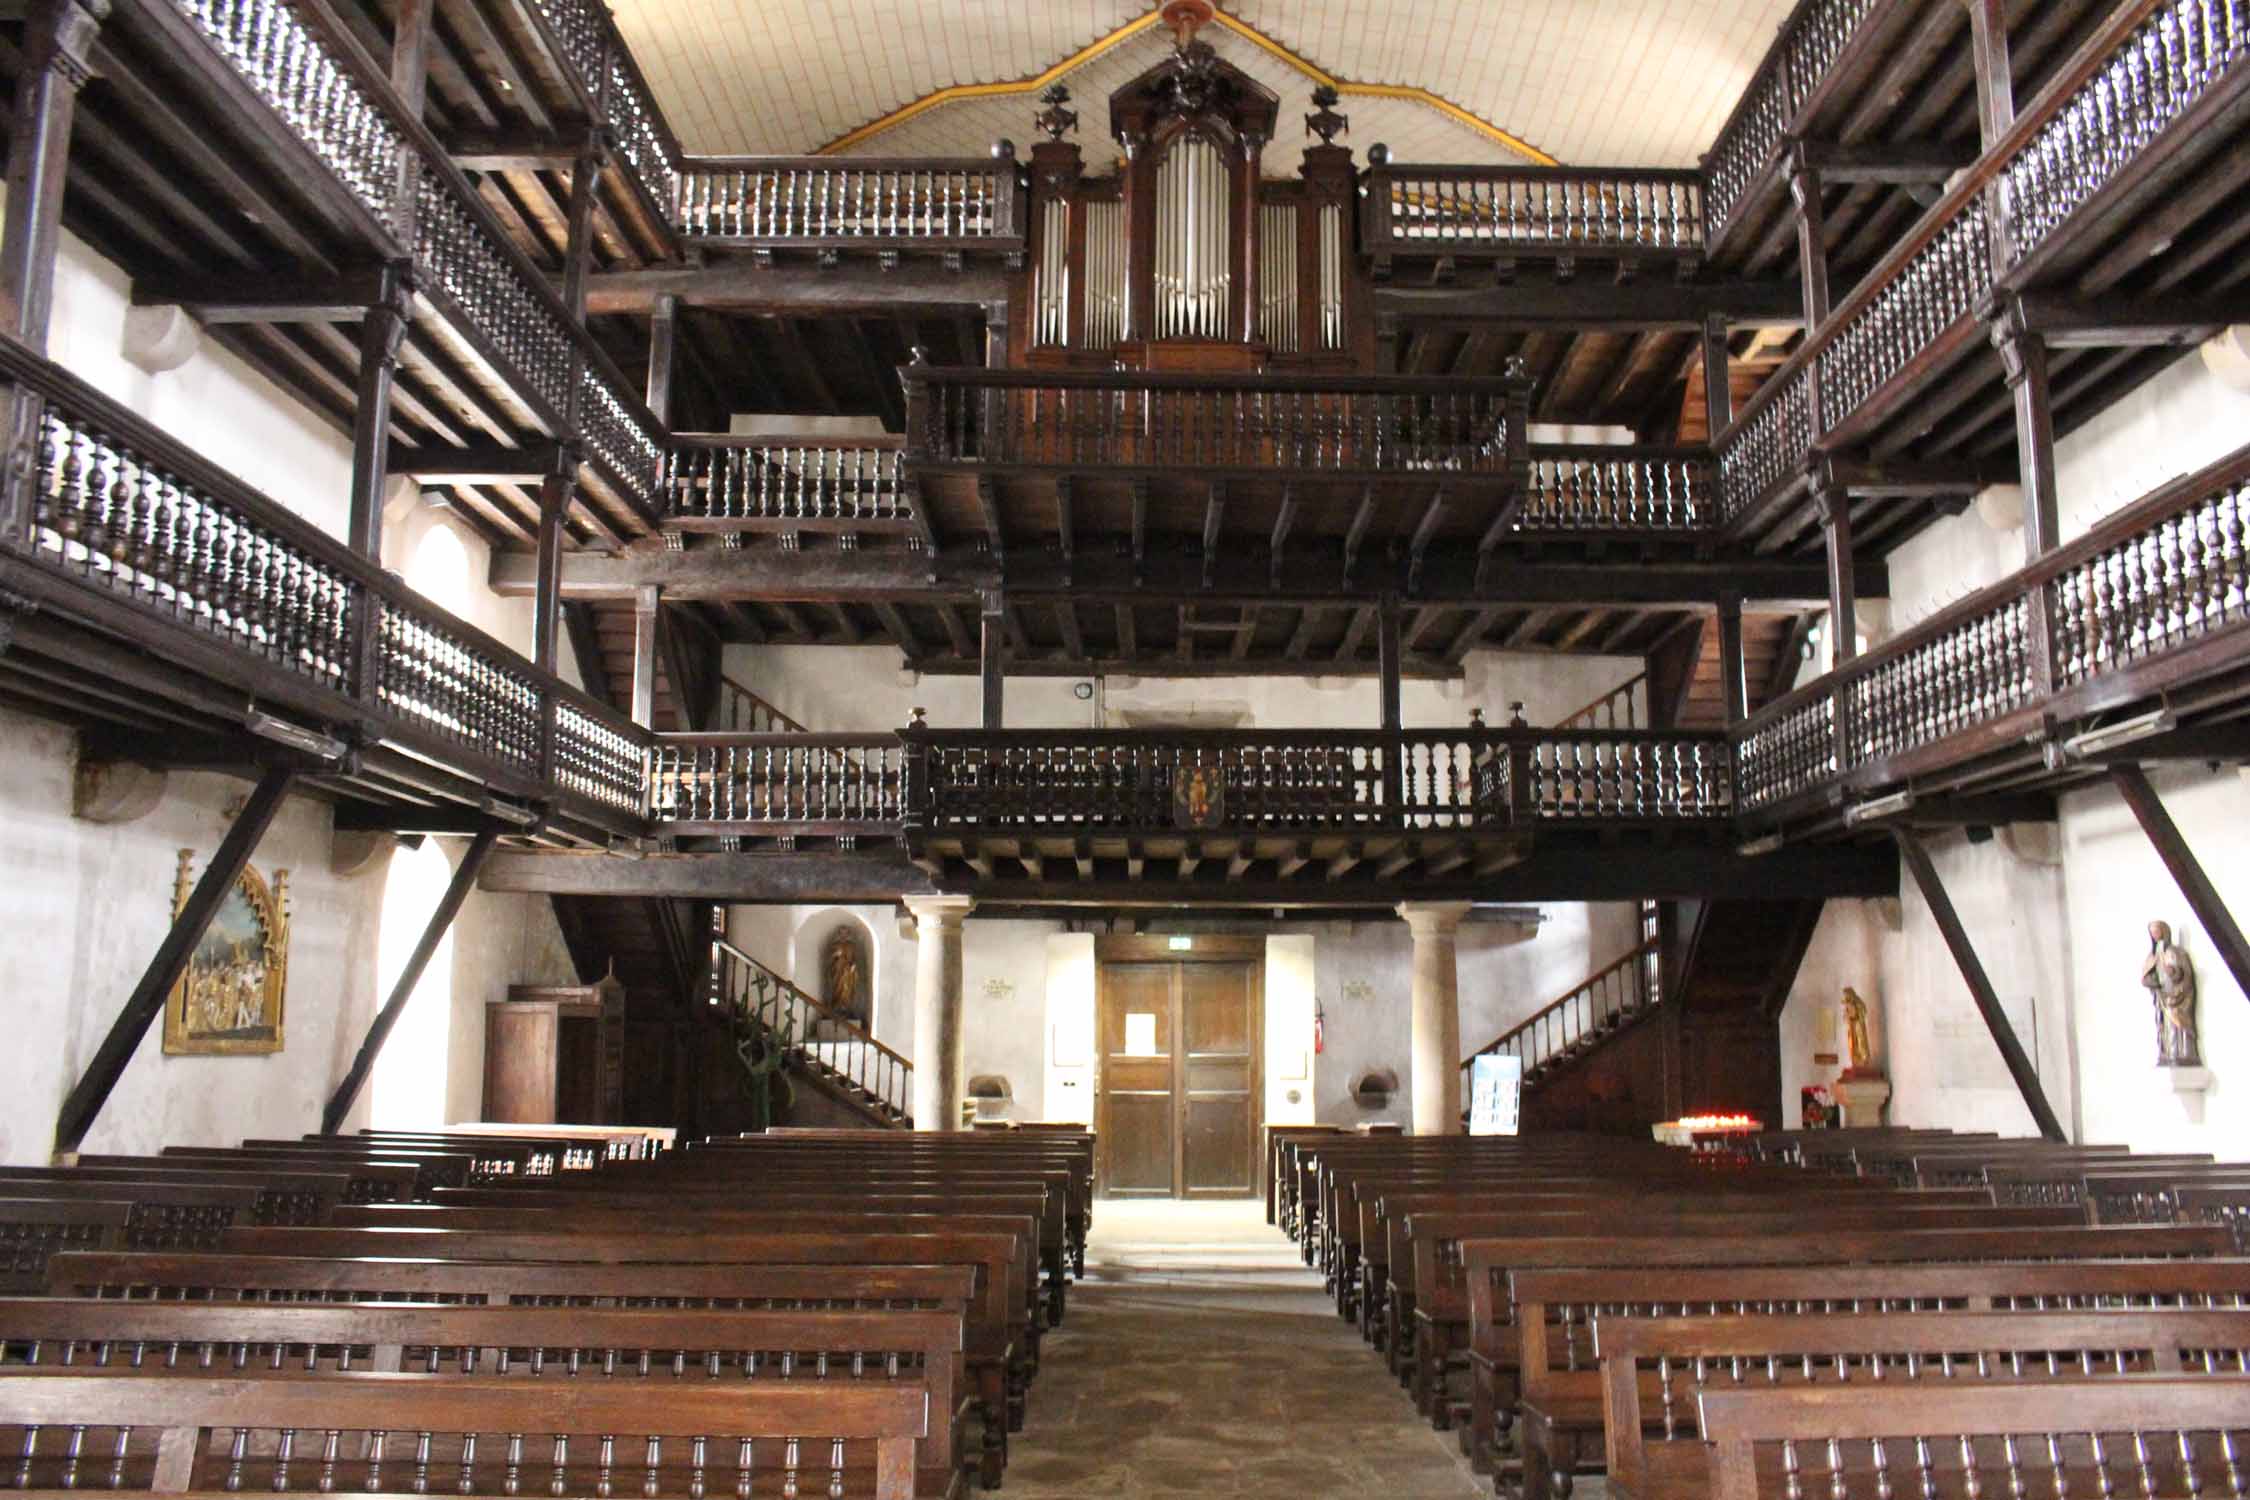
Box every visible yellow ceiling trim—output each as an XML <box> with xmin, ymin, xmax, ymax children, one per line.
<box><xmin>814</xmin><ymin>8</ymin><xmax>1556</xmax><ymax>167</ymax></box>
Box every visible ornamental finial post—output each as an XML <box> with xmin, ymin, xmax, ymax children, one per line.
<box><xmin>1305</xmin><ymin>84</ymin><xmax>1349</xmax><ymax>144</ymax></box>
<box><xmin>1034</xmin><ymin>84</ymin><xmax>1078</xmax><ymax>141</ymax></box>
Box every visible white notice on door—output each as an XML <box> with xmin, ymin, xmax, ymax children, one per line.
<box><xmin>1124</xmin><ymin>1012</ymin><xmax>1159</xmax><ymax>1057</ymax></box>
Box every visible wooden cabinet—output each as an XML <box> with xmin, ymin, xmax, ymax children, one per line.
<box><xmin>483</xmin><ymin>977</ymin><xmax>626</xmax><ymax>1125</ymax></box>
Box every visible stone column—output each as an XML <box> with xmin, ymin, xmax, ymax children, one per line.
<box><xmin>905</xmin><ymin>895</ymin><xmax>975</xmax><ymax>1131</ymax></box>
<box><xmin>1400</xmin><ymin>901</ymin><xmax>1473</xmax><ymax>1135</ymax></box>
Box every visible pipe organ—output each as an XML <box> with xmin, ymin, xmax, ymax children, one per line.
<box><xmin>1019</xmin><ymin>5</ymin><xmax>1365</xmax><ymax>372</ymax></box>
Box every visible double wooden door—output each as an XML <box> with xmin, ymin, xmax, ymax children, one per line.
<box><xmin>1096</xmin><ymin>945</ymin><xmax>1260</xmax><ymax>1199</ymax></box>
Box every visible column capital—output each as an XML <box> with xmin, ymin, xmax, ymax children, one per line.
<box><xmin>904</xmin><ymin>894</ymin><xmax>976</xmax><ymax>930</ymax></box>
<box><xmin>1397</xmin><ymin>900</ymin><xmax>1474</xmax><ymax>936</ymax></box>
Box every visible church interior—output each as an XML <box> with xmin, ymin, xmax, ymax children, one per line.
<box><xmin>0</xmin><ymin>0</ymin><xmax>2247</xmax><ymax>1491</ymax></box>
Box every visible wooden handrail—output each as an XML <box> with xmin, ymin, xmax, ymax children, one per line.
<box><xmin>1553</xmin><ymin>673</ymin><xmax>1649</xmax><ymax>732</ymax></box>
<box><xmin>712</xmin><ymin>937</ymin><xmax>913</xmax><ymax>1073</ymax></box>
<box><xmin>1717</xmin><ymin>0</ymin><xmax>2189</xmax><ymax>456</ymax></box>
<box><xmin>680</xmin><ymin>154</ymin><xmax>1010</xmax><ymax>173</ymax></box>
<box><xmin>900</xmin><ymin>363</ymin><xmax>1528</xmax><ymax>396</ymax></box>
<box><xmin>670</xmin><ymin>432</ymin><xmax>905</xmax><ymax>452</ymax></box>
<box><xmin>1461</xmin><ymin>939</ymin><xmax>1660</xmax><ymax>1069</ymax></box>
<box><xmin>0</xmin><ymin>332</ymin><xmax>645</xmax><ymax>757</ymax></box>
<box><xmin>715</xmin><ymin>675</ymin><xmax>808</xmax><ymax>734</ymax></box>
<box><xmin>1739</xmin><ymin>439</ymin><xmax>2250</xmax><ymax>739</ymax></box>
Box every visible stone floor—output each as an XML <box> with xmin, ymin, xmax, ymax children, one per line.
<box><xmin>998</xmin><ymin>1198</ymin><xmax>1489</xmax><ymax>1498</ymax></box>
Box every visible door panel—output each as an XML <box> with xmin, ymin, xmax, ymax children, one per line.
<box><xmin>1180</xmin><ymin>962</ymin><xmax>1256</xmax><ymax>1197</ymax></box>
<box><xmin>1100</xmin><ymin>964</ymin><xmax>1177</xmax><ymax>1197</ymax></box>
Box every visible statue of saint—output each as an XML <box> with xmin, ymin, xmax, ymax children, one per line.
<box><xmin>2141</xmin><ymin>920</ymin><xmax>2199</xmax><ymax>1067</ymax></box>
<box><xmin>1841</xmin><ymin>987</ymin><xmax>1874</xmax><ymax>1074</ymax></box>
<box><xmin>823</xmin><ymin>926</ymin><xmax>867</xmax><ymax>1027</ymax></box>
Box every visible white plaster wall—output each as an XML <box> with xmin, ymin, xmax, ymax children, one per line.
<box><xmin>0</xmin><ymin>707</ymin><xmax>383</xmax><ymax>1163</ymax></box>
<box><xmin>1778</xmin><ymin>347</ymin><xmax>2250</xmax><ymax>1152</ymax></box>
<box><xmin>722</xmin><ymin>644</ymin><xmax>1644</xmax><ymax>732</ymax></box>
<box><xmin>0</xmin><ymin>233</ymin><xmax>583</xmax><ymax>1159</ymax></box>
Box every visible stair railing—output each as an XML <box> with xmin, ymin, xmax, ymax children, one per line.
<box><xmin>716</xmin><ymin>676</ymin><xmax>809</xmax><ymax>734</ymax></box>
<box><xmin>707</xmin><ymin>937</ymin><xmax>912</xmax><ymax>1126</ymax></box>
<box><xmin>1460</xmin><ymin>938</ymin><xmax>1661</xmax><ymax>1086</ymax></box>
<box><xmin>1553</xmin><ymin>672</ymin><xmax>1648</xmax><ymax>731</ymax></box>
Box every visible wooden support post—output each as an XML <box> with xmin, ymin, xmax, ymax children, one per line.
<box><xmin>389</xmin><ymin>0</ymin><xmax>432</xmax><ymax>116</ymax></box>
<box><xmin>320</xmin><ymin>827</ymin><xmax>501</xmax><ymax>1134</ymax></box>
<box><xmin>1787</xmin><ymin>153</ymin><xmax>1831</xmax><ymax>332</ymax></box>
<box><xmin>561</xmin><ymin>133</ymin><xmax>603</xmax><ymax>325</ymax></box>
<box><xmin>2110</xmin><ymin>765</ymin><xmax>2250</xmax><ymax>1006</ymax></box>
<box><xmin>1893</xmin><ymin>829</ymin><xmax>2068</xmax><ymax>1142</ymax></box>
<box><xmin>1718</xmin><ymin>591</ymin><xmax>1748</xmax><ymax>725</ymax></box>
<box><xmin>980</xmin><ymin>589</ymin><xmax>1006</xmax><ymax>730</ymax></box>
<box><xmin>1701</xmin><ymin>313</ymin><xmax>1732</xmax><ymax>439</ymax></box>
<box><xmin>53</xmin><ymin>764</ymin><xmax>296</xmax><ymax>1158</ymax></box>
<box><xmin>532</xmin><ymin>449</ymin><xmax>574</xmax><ymax>674</ymax></box>
<box><xmin>1963</xmin><ymin>0</ymin><xmax>2016</xmax><ymax>146</ymax></box>
<box><xmin>982</xmin><ymin>299</ymin><xmax>1010</xmax><ymax>370</ymax></box>
<box><xmin>1816</xmin><ymin>480</ymin><xmax>1856</xmax><ymax>666</ymax></box>
<box><xmin>630</xmin><ymin>584</ymin><xmax>659</xmax><ymax>728</ymax></box>
<box><xmin>0</xmin><ymin>0</ymin><xmax>106</xmax><ymax>349</ymax></box>
<box><xmin>347</xmin><ymin>263</ymin><xmax>415</xmax><ymax>560</ymax></box>
<box><xmin>1378</xmin><ymin>593</ymin><xmax>1404</xmax><ymax>820</ymax></box>
<box><xmin>646</xmin><ymin>294</ymin><xmax>678</xmax><ymax>424</ymax></box>
<box><xmin>1992</xmin><ymin>300</ymin><xmax>2060</xmax><ymax>694</ymax></box>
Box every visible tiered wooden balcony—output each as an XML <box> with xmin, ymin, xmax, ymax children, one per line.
<box><xmin>0</xmin><ymin>335</ymin><xmax>647</xmax><ymax>846</ymax></box>
<box><xmin>1716</xmin><ymin>0</ymin><xmax>2250</xmax><ymax>556</ymax></box>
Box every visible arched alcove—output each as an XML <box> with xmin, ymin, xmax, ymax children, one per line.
<box><xmin>791</xmin><ymin>908</ymin><xmax>880</xmax><ymax>1032</ymax></box>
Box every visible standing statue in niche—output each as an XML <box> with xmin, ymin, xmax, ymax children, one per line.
<box><xmin>823</xmin><ymin>926</ymin><xmax>868</xmax><ymax>1029</ymax></box>
<box><xmin>2141</xmin><ymin>920</ymin><xmax>2200</xmax><ymax>1067</ymax></box>
<box><xmin>1840</xmin><ymin>987</ymin><xmax>1875</xmax><ymax>1075</ymax></box>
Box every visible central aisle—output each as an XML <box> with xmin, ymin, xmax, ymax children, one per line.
<box><xmin>1000</xmin><ymin>1198</ymin><xmax>1487</xmax><ymax>1498</ymax></box>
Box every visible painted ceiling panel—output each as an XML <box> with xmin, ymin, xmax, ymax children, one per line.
<box><xmin>611</xmin><ymin>0</ymin><xmax>1796</xmax><ymax>167</ymax></box>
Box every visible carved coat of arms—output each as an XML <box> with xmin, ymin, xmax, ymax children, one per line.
<box><xmin>1172</xmin><ymin>762</ymin><xmax>1225</xmax><ymax>829</ymax></box>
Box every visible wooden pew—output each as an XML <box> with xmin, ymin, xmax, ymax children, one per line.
<box><xmin>1459</xmin><ymin>1228</ymin><xmax>2239</xmax><ymax>1478</ymax></box>
<box><xmin>1596</xmin><ymin>1307</ymin><xmax>2250</xmax><ymax>1500</ymax></box>
<box><xmin>0</xmin><ymin>1296</ymin><xmax>969</xmax><ymax>1497</ymax></box>
<box><xmin>1696</xmin><ymin>1376</ymin><xmax>2250</xmax><ymax>1500</ymax></box>
<box><xmin>49</xmin><ymin>1254</ymin><xmax>1002</xmax><ymax>1487</ymax></box>
<box><xmin>197</xmin><ymin>1226</ymin><xmax>1034</xmax><ymax>1462</ymax></box>
<box><xmin>0</xmin><ymin>1166</ymin><xmax>348</xmax><ymax>1224</ymax></box>
<box><xmin>0</xmin><ymin>1370</ymin><xmax>929</xmax><ymax>1498</ymax></box>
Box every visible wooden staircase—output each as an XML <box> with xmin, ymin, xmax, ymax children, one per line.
<box><xmin>709</xmin><ymin>938</ymin><xmax>912</xmax><ymax>1130</ymax></box>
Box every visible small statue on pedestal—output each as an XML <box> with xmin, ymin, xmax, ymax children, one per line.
<box><xmin>2141</xmin><ymin>920</ymin><xmax>2199</xmax><ymax>1067</ymax></box>
<box><xmin>1840</xmin><ymin>987</ymin><xmax>1874</xmax><ymax>1075</ymax></box>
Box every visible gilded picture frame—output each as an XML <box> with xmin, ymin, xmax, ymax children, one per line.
<box><xmin>162</xmin><ymin>847</ymin><xmax>290</xmax><ymax>1055</ymax></box>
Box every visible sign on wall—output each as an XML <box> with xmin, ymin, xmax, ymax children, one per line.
<box><xmin>1468</xmin><ymin>1054</ymin><xmax>1522</xmax><ymax>1136</ymax></box>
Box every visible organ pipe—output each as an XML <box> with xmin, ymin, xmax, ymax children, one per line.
<box><xmin>1086</xmin><ymin>201</ymin><xmax>1124</xmax><ymax>349</ymax></box>
<box><xmin>1259</xmin><ymin>202</ymin><xmax>1298</xmax><ymax>352</ymax></box>
<box><xmin>1319</xmin><ymin>201</ymin><xmax>1344</xmax><ymax>350</ymax></box>
<box><xmin>1154</xmin><ymin>135</ymin><xmax>1230</xmax><ymax>340</ymax></box>
<box><xmin>1035</xmin><ymin>198</ymin><xmax>1069</xmax><ymax>346</ymax></box>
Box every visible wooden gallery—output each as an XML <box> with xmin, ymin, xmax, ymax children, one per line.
<box><xmin>0</xmin><ymin>0</ymin><xmax>2245</xmax><ymax>1493</ymax></box>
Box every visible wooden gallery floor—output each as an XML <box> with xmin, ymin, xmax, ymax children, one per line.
<box><xmin>1002</xmin><ymin>1199</ymin><xmax>1488</xmax><ymax>1497</ymax></box>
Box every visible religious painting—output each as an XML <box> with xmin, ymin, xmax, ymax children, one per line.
<box><xmin>821</xmin><ymin>924</ymin><xmax>869</xmax><ymax>1028</ymax></box>
<box><xmin>162</xmin><ymin>848</ymin><xmax>289</xmax><ymax>1055</ymax></box>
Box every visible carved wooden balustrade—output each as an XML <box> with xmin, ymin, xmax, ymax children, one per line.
<box><xmin>1459</xmin><ymin>939</ymin><xmax>1661</xmax><ymax>1086</ymax></box>
<box><xmin>1554</xmin><ymin>672</ymin><xmax>1651</xmax><ymax>732</ymax></box>
<box><xmin>1360</xmin><ymin>165</ymin><xmax>1706</xmax><ymax>262</ymax></box>
<box><xmin>901</xmin><ymin>366</ymin><xmax>1526</xmax><ymax>479</ymax></box>
<box><xmin>1701</xmin><ymin>0</ymin><xmax>1887</xmax><ymax>245</ymax></box>
<box><xmin>646</xmin><ymin>734</ymin><xmax>908</xmax><ymax>835</ymax></box>
<box><xmin>1736</xmin><ymin>441</ymin><xmax>2250</xmax><ymax>817</ymax></box>
<box><xmin>708</xmin><ymin>937</ymin><xmax>912</xmax><ymax>1125</ymax></box>
<box><xmin>143</xmin><ymin>0</ymin><xmax>666</xmax><ymax>512</ymax></box>
<box><xmin>0</xmin><ymin>335</ymin><xmax>651</xmax><ymax>830</ymax></box>
<box><xmin>715</xmin><ymin>676</ymin><xmax>808</xmax><ymax>735</ymax></box>
<box><xmin>673</xmin><ymin>156</ymin><xmax>1025</xmax><ymax>252</ymax></box>
<box><xmin>662</xmin><ymin>436</ymin><xmax>910</xmax><ymax>534</ymax></box>
<box><xmin>1715</xmin><ymin>0</ymin><xmax>2250</xmax><ymax>530</ymax></box>
<box><xmin>1517</xmin><ymin>446</ymin><xmax>1715</xmax><ymax>534</ymax></box>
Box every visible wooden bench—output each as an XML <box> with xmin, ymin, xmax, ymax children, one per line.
<box><xmin>1459</xmin><ymin>1229</ymin><xmax>2240</xmax><ymax>1477</ymax></box>
<box><xmin>0</xmin><ymin>1296</ymin><xmax>969</xmax><ymax>1497</ymax></box>
<box><xmin>49</xmin><ymin>1253</ymin><xmax>1002</xmax><ymax>1486</ymax></box>
<box><xmin>0</xmin><ymin>1167</ymin><xmax>348</xmax><ymax>1225</ymax></box>
<box><xmin>1594</xmin><ymin>1306</ymin><xmax>2250</xmax><ymax>1500</ymax></box>
<box><xmin>1696</xmin><ymin>1376</ymin><xmax>2250</xmax><ymax>1500</ymax></box>
<box><xmin>0</xmin><ymin>1369</ymin><xmax>928</xmax><ymax>1498</ymax></box>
